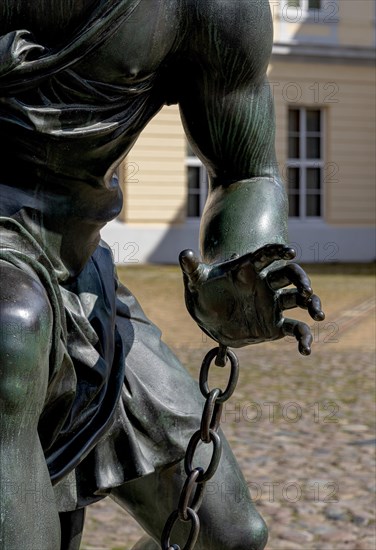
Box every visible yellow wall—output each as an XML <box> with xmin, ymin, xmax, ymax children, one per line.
<box><xmin>120</xmin><ymin>104</ymin><xmax>186</xmax><ymax>224</ymax></box>
<box><xmin>269</xmin><ymin>61</ymin><xmax>376</xmax><ymax>224</ymax></box>
<box><xmin>270</xmin><ymin>0</ymin><xmax>375</xmax><ymax>47</ymax></box>
<box><xmin>124</xmin><ymin>59</ymin><xmax>375</xmax><ymax>227</ymax></box>
<box><xmin>120</xmin><ymin>2</ymin><xmax>375</xmax><ymax>228</ymax></box>
<box><xmin>337</xmin><ymin>0</ymin><xmax>375</xmax><ymax>47</ymax></box>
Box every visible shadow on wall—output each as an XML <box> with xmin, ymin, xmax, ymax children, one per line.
<box><xmin>146</xmin><ymin>204</ymin><xmax>199</xmax><ymax>264</ymax></box>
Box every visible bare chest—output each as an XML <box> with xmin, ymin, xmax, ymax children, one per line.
<box><xmin>70</xmin><ymin>0</ymin><xmax>181</xmax><ymax>84</ymax></box>
<box><xmin>1</xmin><ymin>0</ymin><xmax>181</xmax><ymax>85</ymax></box>
<box><xmin>76</xmin><ymin>0</ymin><xmax>180</xmax><ymax>83</ymax></box>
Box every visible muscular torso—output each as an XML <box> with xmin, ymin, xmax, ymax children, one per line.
<box><xmin>0</xmin><ymin>0</ymin><xmax>272</xmax><ymax>273</ymax></box>
<box><xmin>0</xmin><ymin>0</ymin><xmax>182</xmax><ymax>215</ymax></box>
<box><xmin>0</xmin><ymin>0</ymin><xmax>189</xmax><ymax>277</ymax></box>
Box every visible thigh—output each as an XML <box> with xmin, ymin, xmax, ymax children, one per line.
<box><xmin>113</xmin><ymin>280</ymin><xmax>268</xmax><ymax>549</ymax></box>
<box><xmin>111</xmin><ymin>429</ymin><xmax>267</xmax><ymax>550</ymax></box>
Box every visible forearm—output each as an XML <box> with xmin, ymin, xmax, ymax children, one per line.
<box><xmin>200</xmin><ymin>176</ymin><xmax>288</xmax><ymax>263</ymax></box>
<box><xmin>176</xmin><ymin>0</ymin><xmax>286</xmax><ymax>264</ymax></box>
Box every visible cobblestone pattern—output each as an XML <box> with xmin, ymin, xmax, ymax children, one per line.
<box><xmin>81</xmin><ymin>267</ymin><xmax>375</xmax><ymax>550</ymax></box>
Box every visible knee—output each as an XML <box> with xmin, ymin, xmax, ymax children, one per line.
<box><xmin>247</xmin><ymin>513</ymin><xmax>268</xmax><ymax>550</ymax></box>
<box><xmin>221</xmin><ymin>512</ymin><xmax>268</xmax><ymax>550</ymax></box>
<box><xmin>200</xmin><ymin>502</ymin><xmax>268</xmax><ymax>550</ymax></box>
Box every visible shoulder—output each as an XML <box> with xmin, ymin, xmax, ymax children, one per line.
<box><xmin>194</xmin><ymin>0</ymin><xmax>271</xmax><ymax>23</ymax></box>
<box><xmin>182</xmin><ymin>0</ymin><xmax>273</xmax><ymax>77</ymax></box>
<box><xmin>0</xmin><ymin>261</ymin><xmax>53</xmax><ymax>405</ymax></box>
<box><xmin>0</xmin><ymin>260</ymin><xmax>52</xmax><ymax>333</ymax></box>
<box><xmin>190</xmin><ymin>0</ymin><xmax>271</xmax><ymax>35</ymax></box>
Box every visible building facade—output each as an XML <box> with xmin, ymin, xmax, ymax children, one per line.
<box><xmin>102</xmin><ymin>0</ymin><xmax>376</xmax><ymax>264</ymax></box>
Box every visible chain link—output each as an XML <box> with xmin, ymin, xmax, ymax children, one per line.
<box><xmin>200</xmin><ymin>388</ymin><xmax>222</xmax><ymax>443</ymax></box>
<box><xmin>178</xmin><ymin>468</ymin><xmax>205</xmax><ymax>521</ymax></box>
<box><xmin>161</xmin><ymin>345</ymin><xmax>239</xmax><ymax>550</ymax></box>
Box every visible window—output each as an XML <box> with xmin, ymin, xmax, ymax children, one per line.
<box><xmin>286</xmin><ymin>0</ymin><xmax>322</xmax><ymax>10</ymax></box>
<box><xmin>280</xmin><ymin>0</ymin><xmax>338</xmax><ymax>43</ymax></box>
<box><xmin>308</xmin><ymin>0</ymin><xmax>322</xmax><ymax>9</ymax></box>
<box><xmin>283</xmin><ymin>0</ymin><xmax>328</xmax><ymax>22</ymax></box>
<box><xmin>287</xmin><ymin>108</ymin><xmax>324</xmax><ymax>219</ymax></box>
<box><xmin>186</xmin><ymin>143</ymin><xmax>208</xmax><ymax>218</ymax></box>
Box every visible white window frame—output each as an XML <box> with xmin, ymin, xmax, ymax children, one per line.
<box><xmin>281</xmin><ymin>0</ymin><xmax>337</xmax><ymax>23</ymax></box>
<box><xmin>284</xmin><ymin>0</ymin><xmax>323</xmax><ymax>16</ymax></box>
<box><xmin>287</xmin><ymin>107</ymin><xmax>325</xmax><ymax>221</ymax></box>
<box><xmin>186</xmin><ymin>151</ymin><xmax>208</xmax><ymax>220</ymax></box>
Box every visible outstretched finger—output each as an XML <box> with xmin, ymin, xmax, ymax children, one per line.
<box><xmin>279</xmin><ymin>289</ymin><xmax>325</xmax><ymax>321</ymax></box>
<box><xmin>282</xmin><ymin>318</ymin><xmax>313</xmax><ymax>356</ymax></box>
<box><xmin>308</xmin><ymin>294</ymin><xmax>325</xmax><ymax>321</ymax></box>
<box><xmin>251</xmin><ymin>244</ymin><xmax>296</xmax><ymax>272</ymax></box>
<box><xmin>267</xmin><ymin>263</ymin><xmax>312</xmax><ymax>298</ymax></box>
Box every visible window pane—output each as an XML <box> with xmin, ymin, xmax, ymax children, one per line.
<box><xmin>288</xmin><ymin>109</ymin><xmax>300</xmax><ymax>132</ymax></box>
<box><xmin>307</xmin><ymin>168</ymin><xmax>321</xmax><ymax>190</ymax></box>
<box><xmin>286</xmin><ymin>107</ymin><xmax>323</xmax><ymax>219</ymax></box>
<box><xmin>308</xmin><ymin>0</ymin><xmax>321</xmax><ymax>9</ymax></box>
<box><xmin>288</xmin><ymin>194</ymin><xmax>300</xmax><ymax>217</ymax></box>
<box><xmin>287</xmin><ymin>167</ymin><xmax>300</xmax><ymax>190</ymax></box>
<box><xmin>306</xmin><ymin>137</ymin><xmax>321</xmax><ymax>159</ymax></box>
<box><xmin>287</xmin><ymin>0</ymin><xmax>301</xmax><ymax>7</ymax></box>
<box><xmin>289</xmin><ymin>137</ymin><xmax>300</xmax><ymax>159</ymax></box>
<box><xmin>306</xmin><ymin>110</ymin><xmax>321</xmax><ymax>132</ymax></box>
<box><xmin>306</xmin><ymin>194</ymin><xmax>321</xmax><ymax>217</ymax></box>
<box><xmin>188</xmin><ymin>194</ymin><xmax>200</xmax><ymax>217</ymax></box>
<box><xmin>187</xmin><ymin>167</ymin><xmax>200</xmax><ymax>217</ymax></box>
<box><xmin>188</xmin><ymin>166</ymin><xmax>200</xmax><ymax>190</ymax></box>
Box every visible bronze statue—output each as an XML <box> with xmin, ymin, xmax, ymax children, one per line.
<box><xmin>0</xmin><ymin>1</ymin><xmax>324</xmax><ymax>549</ymax></box>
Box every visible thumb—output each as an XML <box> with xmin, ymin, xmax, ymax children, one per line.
<box><xmin>179</xmin><ymin>249</ymin><xmax>207</xmax><ymax>287</ymax></box>
<box><xmin>179</xmin><ymin>249</ymin><xmax>200</xmax><ymax>275</ymax></box>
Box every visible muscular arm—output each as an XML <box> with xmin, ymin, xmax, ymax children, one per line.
<box><xmin>174</xmin><ymin>0</ymin><xmax>324</xmax><ymax>352</ymax></box>
<box><xmin>178</xmin><ymin>0</ymin><xmax>287</xmax><ymax>263</ymax></box>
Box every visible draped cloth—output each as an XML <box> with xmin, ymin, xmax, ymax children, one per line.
<box><xmin>0</xmin><ymin>1</ymin><xmax>203</xmax><ymax>511</ymax></box>
<box><xmin>0</xmin><ymin>0</ymin><xmax>143</xmax><ymax>94</ymax></box>
<box><xmin>0</xmin><ymin>210</ymin><xmax>204</xmax><ymax>510</ymax></box>
<box><xmin>0</xmin><ymin>0</ymin><xmax>161</xmax><ymax>195</ymax></box>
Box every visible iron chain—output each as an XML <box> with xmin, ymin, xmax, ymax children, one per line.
<box><xmin>161</xmin><ymin>345</ymin><xmax>239</xmax><ymax>550</ymax></box>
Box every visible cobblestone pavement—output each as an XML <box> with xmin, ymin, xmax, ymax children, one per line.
<box><xmin>81</xmin><ymin>265</ymin><xmax>375</xmax><ymax>550</ymax></box>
